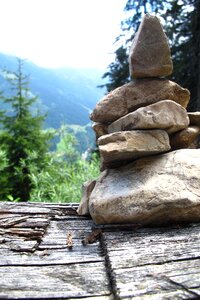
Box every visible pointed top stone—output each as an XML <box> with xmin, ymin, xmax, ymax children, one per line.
<box><xmin>129</xmin><ymin>14</ymin><xmax>173</xmax><ymax>79</ymax></box>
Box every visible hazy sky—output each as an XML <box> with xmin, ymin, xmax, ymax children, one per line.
<box><xmin>0</xmin><ymin>0</ymin><xmax>127</xmax><ymax>69</ymax></box>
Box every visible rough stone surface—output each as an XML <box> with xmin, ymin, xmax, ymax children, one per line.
<box><xmin>188</xmin><ymin>112</ymin><xmax>200</xmax><ymax>126</ymax></box>
<box><xmin>90</xmin><ymin>79</ymin><xmax>190</xmax><ymax>123</ymax></box>
<box><xmin>92</xmin><ymin>123</ymin><xmax>108</xmax><ymax>139</ymax></box>
<box><xmin>98</xmin><ymin>130</ymin><xmax>170</xmax><ymax>166</ymax></box>
<box><xmin>129</xmin><ymin>14</ymin><xmax>173</xmax><ymax>78</ymax></box>
<box><xmin>77</xmin><ymin>180</ymin><xmax>96</xmax><ymax>216</ymax></box>
<box><xmin>170</xmin><ymin>126</ymin><xmax>200</xmax><ymax>150</ymax></box>
<box><xmin>89</xmin><ymin>149</ymin><xmax>200</xmax><ymax>225</ymax></box>
<box><xmin>108</xmin><ymin>100</ymin><xmax>189</xmax><ymax>134</ymax></box>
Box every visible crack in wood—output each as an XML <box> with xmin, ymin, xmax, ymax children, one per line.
<box><xmin>0</xmin><ymin>216</ymin><xmax>29</xmax><ymax>228</ymax></box>
<box><xmin>92</xmin><ymin>224</ymin><xmax>142</xmax><ymax>232</ymax></box>
<box><xmin>100</xmin><ymin>233</ymin><xmax>120</xmax><ymax>300</ymax></box>
<box><xmin>160</xmin><ymin>274</ymin><xmax>200</xmax><ymax>298</ymax></box>
<box><xmin>106</xmin><ymin>255</ymin><xmax>200</xmax><ymax>270</ymax></box>
<box><xmin>0</xmin><ymin>259</ymin><xmax>105</xmax><ymax>268</ymax></box>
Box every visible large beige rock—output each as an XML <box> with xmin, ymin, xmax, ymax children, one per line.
<box><xmin>89</xmin><ymin>149</ymin><xmax>200</xmax><ymax>225</ymax></box>
<box><xmin>108</xmin><ymin>100</ymin><xmax>189</xmax><ymax>134</ymax></box>
<box><xmin>170</xmin><ymin>126</ymin><xmax>200</xmax><ymax>150</ymax></box>
<box><xmin>188</xmin><ymin>112</ymin><xmax>200</xmax><ymax>126</ymax></box>
<box><xmin>98</xmin><ymin>130</ymin><xmax>170</xmax><ymax>167</ymax></box>
<box><xmin>90</xmin><ymin>79</ymin><xmax>190</xmax><ymax>123</ymax></box>
<box><xmin>129</xmin><ymin>14</ymin><xmax>173</xmax><ymax>78</ymax></box>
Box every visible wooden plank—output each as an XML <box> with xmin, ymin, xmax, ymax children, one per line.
<box><xmin>0</xmin><ymin>216</ymin><xmax>29</xmax><ymax>228</ymax></box>
<box><xmin>0</xmin><ymin>243</ymin><xmax>103</xmax><ymax>266</ymax></box>
<box><xmin>103</xmin><ymin>224</ymin><xmax>200</xmax><ymax>299</ymax></box>
<box><xmin>1</xmin><ymin>202</ymin><xmax>200</xmax><ymax>299</ymax></box>
<box><xmin>0</xmin><ymin>202</ymin><xmax>78</xmax><ymax>215</ymax></box>
<box><xmin>0</xmin><ymin>203</ymin><xmax>113</xmax><ymax>299</ymax></box>
<box><xmin>0</xmin><ymin>236</ymin><xmax>38</xmax><ymax>252</ymax></box>
<box><xmin>0</xmin><ymin>214</ymin><xmax>50</xmax><ymax>231</ymax></box>
<box><xmin>41</xmin><ymin>219</ymin><xmax>96</xmax><ymax>246</ymax></box>
<box><xmin>0</xmin><ymin>212</ymin><xmax>50</xmax><ymax>254</ymax></box>
<box><xmin>104</xmin><ymin>225</ymin><xmax>200</xmax><ymax>267</ymax></box>
<box><xmin>112</xmin><ymin>259</ymin><xmax>200</xmax><ymax>298</ymax></box>
<box><xmin>0</xmin><ymin>263</ymin><xmax>111</xmax><ymax>299</ymax></box>
<box><xmin>0</xmin><ymin>216</ymin><xmax>51</xmax><ymax>253</ymax></box>
<box><xmin>0</xmin><ymin>202</ymin><xmax>53</xmax><ymax>214</ymax></box>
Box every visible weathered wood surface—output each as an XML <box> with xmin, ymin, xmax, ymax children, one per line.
<box><xmin>0</xmin><ymin>202</ymin><xmax>200</xmax><ymax>299</ymax></box>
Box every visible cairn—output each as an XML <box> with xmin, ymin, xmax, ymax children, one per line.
<box><xmin>78</xmin><ymin>14</ymin><xmax>200</xmax><ymax>226</ymax></box>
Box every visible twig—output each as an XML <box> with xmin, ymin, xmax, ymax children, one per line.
<box><xmin>82</xmin><ymin>229</ymin><xmax>102</xmax><ymax>246</ymax></box>
<box><xmin>67</xmin><ymin>232</ymin><xmax>73</xmax><ymax>250</ymax></box>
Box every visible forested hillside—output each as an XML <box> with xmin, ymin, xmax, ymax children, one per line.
<box><xmin>0</xmin><ymin>53</ymin><xmax>106</xmax><ymax>153</ymax></box>
<box><xmin>0</xmin><ymin>52</ymin><xmax>105</xmax><ymax>127</ymax></box>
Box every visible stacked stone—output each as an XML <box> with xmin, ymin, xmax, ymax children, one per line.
<box><xmin>91</xmin><ymin>14</ymin><xmax>199</xmax><ymax>170</ymax></box>
<box><xmin>78</xmin><ymin>14</ymin><xmax>200</xmax><ymax>225</ymax></box>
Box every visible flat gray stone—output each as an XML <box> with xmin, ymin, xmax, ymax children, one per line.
<box><xmin>129</xmin><ymin>14</ymin><xmax>173</xmax><ymax>78</ymax></box>
<box><xmin>89</xmin><ymin>149</ymin><xmax>200</xmax><ymax>225</ymax></box>
<box><xmin>108</xmin><ymin>100</ymin><xmax>189</xmax><ymax>134</ymax></box>
<box><xmin>98</xmin><ymin>130</ymin><xmax>170</xmax><ymax>167</ymax></box>
<box><xmin>90</xmin><ymin>79</ymin><xmax>190</xmax><ymax>123</ymax></box>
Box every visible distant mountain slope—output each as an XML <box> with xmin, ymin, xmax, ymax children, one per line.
<box><xmin>0</xmin><ymin>52</ymin><xmax>105</xmax><ymax>128</ymax></box>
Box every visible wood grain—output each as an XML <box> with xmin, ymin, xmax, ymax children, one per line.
<box><xmin>102</xmin><ymin>225</ymin><xmax>200</xmax><ymax>299</ymax></box>
<box><xmin>1</xmin><ymin>202</ymin><xmax>200</xmax><ymax>299</ymax></box>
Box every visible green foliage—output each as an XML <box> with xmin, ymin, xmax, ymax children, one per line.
<box><xmin>0</xmin><ymin>59</ymin><xmax>100</xmax><ymax>204</ymax></box>
<box><xmin>0</xmin><ymin>59</ymin><xmax>51</xmax><ymax>201</ymax></box>
<box><xmin>56</xmin><ymin>124</ymin><xmax>79</xmax><ymax>162</ymax></box>
<box><xmin>30</xmin><ymin>128</ymin><xmax>100</xmax><ymax>203</ymax></box>
<box><xmin>0</xmin><ymin>148</ymin><xmax>9</xmax><ymax>200</ymax></box>
<box><xmin>0</xmin><ymin>148</ymin><xmax>7</xmax><ymax>171</ymax></box>
<box><xmin>67</xmin><ymin>124</ymin><xmax>96</xmax><ymax>154</ymax></box>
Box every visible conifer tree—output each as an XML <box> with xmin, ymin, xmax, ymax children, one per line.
<box><xmin>165</xmin><ymin>0</ymin><xmax>200</xmax><ymax>111</ymax></box>
<box><xmin>99</xmin><ymin>46</ymin><xmax>130</xmax><ymax>92</ymax></box>
<box><xmin>0</xmin><ymin>59</ymin><xmax>51</xmax><ymax>201</ymax></box>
